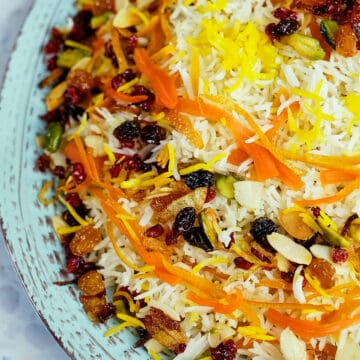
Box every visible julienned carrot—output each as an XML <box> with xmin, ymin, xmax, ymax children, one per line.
<box><xmin>228</xmin><ymin>148</ymin><xmax>249</xmax><ymax>166</ymax></box>
<box><xmin>266</xmin><ymin>101</ymin><xmax>300</xmax><ymax>139</ymax></box>
<box><xmin>64</xmin><ymin>139</ymin><xmax>82</xmax><ymax>163</ymax></box>
<box><xmin>266</xmin><ymin>308</ymin><xmax>360</xmax><ymax>341</ymax></box>
<box><xmin>134</xmin><ymin>48</ymin><xmax>178</xmax><ymax>109</ymax></box>
<box><xmin>295</xmin><ymin>177</ymin><xmax>360</xmax><ymax>206</ymax></box>
<box><xmin>102</xmin><ymin>84</ymin><xmax>148</xmax><ymax>104</ymax></box>
<box><xmin>74</xmin><ymin>135</ymin><xmax>96</xmax><ymax>181</ymax></box>
<box><xmin>110</xmin><ymin>28</ymin><xmax>128</xmax><ymax>72</ymax></box>
<box><xmin>165</xmin><ymin>109</ymin><xmax>204</xmax><ymax>149</ymax></box>
<box><xmin>319</xmin><ymin>169</ymin><xmax>358</xmax><ymax>185</ymax></box>
<box><xmin>247</xmin><ymin>300</ymin><xmax>331</xmax><ymax>312</ymax></box>
<box><xmin>257</xmin><ymin>278</ymin><xmax>293</xmax><ymax>291</ymax></box>
<box><xmin>176</xmin><ymin>97</ymin><xmax>304</xmax><ymax>189</ymax></box>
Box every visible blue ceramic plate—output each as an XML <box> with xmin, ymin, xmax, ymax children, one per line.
<box><xmin>0</xmin><ymin>1</ymin><xmax>150</xmax><ymax>358</ymax></box>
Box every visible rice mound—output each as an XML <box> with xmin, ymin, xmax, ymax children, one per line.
<box><xmin>55</xmin><ymin>0</ymin><xmax>360</xmax><ymax>359</ymax></box>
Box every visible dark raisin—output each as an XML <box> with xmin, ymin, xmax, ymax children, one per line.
<box><xmin>131</xmin><ymin>85</ymin><xmax>155</xmax><ymax>111</ymax></box>
<box><xmin>183</xmin><ymin>227</ymin><xmax>213</xmax><ymax>252</ymax></box>
<box><xmin>140</xmin><ymin>124</ymin><xmax>166</xmax><ymax>144</ymax></box>
<box><xmin>63</xmin><ymin>210</ymin><xmax>79</xmax><ymax>227</ymax></box>
<box><xmin>234</xmin><ymin>256</ymin><xmax>253</xmax><ymax>270</ymax></box>
<box><xmin>46</xmin><ymin>56</ymin><xmax>58</xmax><ymax>71</ymax></box>
<box><xmin>104</xmin><ymin>41</ymin><xmax>118</xmax><ymax>68</ymax></box>
<box><xmin>172</xmin><ymin>207</ymin><xmax>196</xmax><ymax>236</ymax></box>
<box><xmin>72</xmin><ymin>162</ymin><xmax>87</xmax><ymax>184</ymax></box>
<box><xmin>250</xmin><ymin>217</ymin><xmax>277</xmax><ymax>252</ymax></box>
<box><xmin>211</xmin><ymin>339</ymin><xmax>237</xmax><ymax>360</ymax></box>
<box><xmin>273</xmin><ymin>18</ymin><xmax>300</xmax><ymax>37</ymax></box>
<box><xmin>69</xmin><ymin>10</ymin><xmax>93</xmax><ymax>42</ymax></box>
<box><xmin>144</xmin><ymin>224</ymin><xmax>164</xmax><ymax>238</ymax></box>
<box><xmin>183</xmin><ymin>170</ymin><xmax>215</xmax><ymax>190</ymax></box>
<box><xmin>35</xmin><ymin>154</ymin><xmax>51</xmax><ymax>172</ymax></box>
<box><xmin>120</xmin><ymin>140</ymin><xmax>135</xmax><ymax>149</ymax></box>
<box><xmin>113</xmin><ymin>120</ymin><xmax>140</xmax><ymax>142</ymax></box>
<box><xmin>122</xmin><ymin>68</ymin><xmax>137</xmax><ymax>82</ymax></box>
<box><xmin>332</xmin><ymin>247</ymin><xmax>349</xmax><ymax>264</ymax></box>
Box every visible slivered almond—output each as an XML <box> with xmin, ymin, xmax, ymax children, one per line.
<box><xmin>267</xmin><ymin>233</ymin><xmax>312</xmax><ymax>265</ymax></box>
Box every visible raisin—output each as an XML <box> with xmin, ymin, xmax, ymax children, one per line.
<box><xmin>104</xmin><ymin>41</ymin><xmax>118</xmax><ymax>68</ymax></box>
<box><xmin>274</xmin><ymin>7</ymin><xmax>298</xmax><ymax>21</ymax></box>
<box><xmin>140</xmin><ymin>124</ymin><xmax>166</xmax><ymax>144</ymax></box>
<box><xmin>98</xmin><ymin>303</ymin><xmax>116</xmax><ymax>323</ymax></box>
<box><xmin>281</xmin><ymin>271</ymin><xmax>294</xmax><ymax>283</ymax></box>
<box><xmin>80</xmin><ymin>294</ymin><xmax>106</xmax><ymax>322</ymax></box>
<box><xmin>63</xmin><ymin>210</ymin><xmax>79</xmax><ymax>227</ymax></box>
<box><xmin>332</xmin><ymin>247</ymin><xmax>349</xmax><ymax>264</ymax></box>
<box><xmin>273</xmin><ymin>18</ymin><xmax>300</xmax><ymax>37</ymax></box>
<box><xmin>183</xmin><ymin>227</ymin><xmax>213</xmax><ymax>251</ymax></box>
<box><xmin>64</xmin><ymin>86</ymin><xmax>84</xmax><ymax>104</ymax></box>
<box><xmin>234</xmin><ymin>256</ymin><xmax>253</xmax><ymax>270</ymax></box>
<box><xmin>172</xmin><ymin>207</ymin><xmax>196</xmax><ymax>236</ymax></box>
<box><xmin>183</xmin><ymin>170</ymin><xmax>215</xmax><ymax>190</ymax></box>
<box><xmin>69</xmin><ymin>10</ymin><xmax>93</xmax><ymax>42</ymax></box>
<box><xmin>67</xmin><ymin>69</ymin><xmax>94</xmax><ymax>94</ymax></box>
<box><xmin>53</xmin><ymin>165</ymin><xmax>65</xmax><ymax>179</ymax></box>
<box><xmin>69</xmin><ymin>225</ymin><xmax>102</xmax><ymax>256</ymax></box>
<box><xmin>250</xmin><ymin>217</ymin><xmax>277</xmax><ymax>252</ymax></box>
<box><xmin>111</xmin><ymin>74</ymin><xmax>124</xmax><ymax>90</ymax></box>
<box><xmin>308</xmin><ymin>258</ymin><xmax>335</xmax><ymax>289</ymax></box>
<box><xmin>113</xmin><ymin>120</ymin><xmax>140</xmax><ymax>142</ymax></box>
<box><xmin>174</xmin><ymin>343</ymin><xmax>187</xmax><ymax>355</ymax></box>
<box><xmin>250</xmin><ymin>247</ymin><xmax>271</xmax><ymax>263</ymax></box>
<box><xmin>122</xmin><ymin>68</ymin><xmax>137</xmax><ymax>82</ymax></box>
<box><xmin>78</xmin><ymin>270</ymin><xmax>105</xmax><ymax>296</ymax></box>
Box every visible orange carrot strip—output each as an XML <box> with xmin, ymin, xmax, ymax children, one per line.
<box><xmin>64</xmin><ymin>140</ymin><xmax>82</xmax><ymax>163</ymax></box>
<box><xmin>227</xmin><ymin>148</ymin><xmax>249</xmax><ymax>166</ymax></box>
<box><xmin>74</xmin><ymin>135</ymin><xmax>95</xmax><ymax>181</ymax></box>
<box><xmin>319</xmin><ymin>169</ymin><xmax>358</xmax><ymax>186</ymax></box>
<box><xmin>266</xmin><ymin>308</ymin><xmax>360</xmax><ymax>341</ymax></box>
<box><xmin>137</xmin><ymin>15</ymin><xmax>160</xmax><ymax>37</ymax></box>
<box><xmin>257</xmin><ymin>279</ymin><xmax>293</xmax><ymax>291</ymax></box>
<box><xmin>267</xmin><ymin>101</ymin><xmax>300</xmax><ymax>140</ymax></box>
<box><xmin>295</xmin><ymin>177</ymin><xmax>360</xmax><ymax>206</ymax></box>
<box><xmin>165</xmin><ymin>110</ymin><xmax>204</xmax><ymax>149</ymax></box>
<box><xmin>147</xmin><ymin>20</ymin><xmax>166</xmax><ymax>55</ymax></box>
<box><xmin>102</xmin><ymin>84</ymin><xmax>148</xmax><ymax>103</ymax></box>
<box><xmin>247</xmin><ymin>300</ymin><xmax>331</xmax><ymax>312</ymax></box>
<box><xmin>134</xmin><ymin>48</ymin><xmax>178</xmax><ymax>109</ymax></box>
<box><xmin>110</xmin><ymin>28</ymin><xmax>128</xmax><ymax>72</ymax></box>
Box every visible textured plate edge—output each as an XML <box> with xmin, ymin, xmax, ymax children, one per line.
<box><xmin>0</xmin><ymin>1</ymin><xmax>73</xmax><ymax>358</ymax></box>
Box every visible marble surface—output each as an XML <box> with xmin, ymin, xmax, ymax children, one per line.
<box><xmin>0</xmin><ymin>1</ymin><xmax>68</xmax><ymax>359</ymax></box>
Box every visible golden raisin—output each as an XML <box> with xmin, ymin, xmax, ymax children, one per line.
<box><xmin>78</xmin><ymin>270</ymin><xmax>105</xmax><ymax>296</ymax></box>
<box><xmin>308</xmin><ymin>258</ymin><xmax>335</xmax><ymax>289</ymax></box>
<box><xmin>336</xmin><ymin>24</ymin><xmax>357</xmax><ymax>58</ymax></box>
<box><xmin>70</xmin><ymin>225</ymin><xmax>102</xmax><ymax>256</ymax></box>
<box><xmin>80</xmin><ymin>294</ymin><xmax>106</xmax><ymax>322</ymax></box>
<box><xmin>150</xmin><ymin>192</ymin><xmax>184</xmax><ymax>212</ymax></box>
<box><xmin>67</xmin><ymin>69</ymin><xmax>94</xmax><ymax>93</ymax></box>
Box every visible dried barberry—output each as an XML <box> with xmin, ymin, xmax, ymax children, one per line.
<box><xmin>35</xmin><ymin>154</ymin><xmax>51</xmax><ymax>172</ymax></box>
<box><xmin>53</xmin><ymin>165</ymin><xmax>65</xmax><ymax>179</ymax></box>
<box><xmin>234</xmin><ymin>256</ymin><xmax>253</xmax><ymax>270</ymax></box>
<box><xmin>72</xmin><ymin>162</ymin><xmax>87</xmax><ymax>184</ymax></box>
<box><xmin>66</xmin><ymin>254</ymin><xmax>85</xmax><ymax>275</ymax></box>
<box><xmin>140</xmin><ymin>124</ymin><xmax>166</xmax><ymax>144</ymax></box>
<box><xmin>183</xmin><ymin>227</ymin><xmax>213</xmax><ymax>251</ymax></box>
<box><xmin>64</xmin><ymin>86</ymin><xmax>84</xmax><ymax>105</ymax></box>
<box><xmin>144</xmin><ymin>224</ymin><xmax>164</xmax><ymax>238</ymax></box>
<box><xmin>183</xmin><ymin>170</ymin><xmax>215</xmax><ymax>190</ymax></box>
<box><xmin>113</xmin><ymin>120</ymin><xmax>140</xmax><ymax>142</ymax></box>
<box><xmin>211</xmin><ymin>339</ymin><xmax>237</xmax><ymax>360</ymax></box>
<box><xmin>44</xmin><ymin>28</ymin><xmax>64</xmax><ymax>54</ymax></box>
<box><xmin>250</xmin><ymin>217</ymin><xmax>277</xmax><ymax>252</ymax></box>
<box><xmin>332</xmin><ymin>247</ymin><xmax>349</xmax><ymax>264</ymax></box>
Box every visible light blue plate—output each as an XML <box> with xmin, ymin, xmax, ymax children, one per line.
<box><xmin>0</xmin><ymin>1</ymin><xmax>150</xmax><ymax>358</ymax></box>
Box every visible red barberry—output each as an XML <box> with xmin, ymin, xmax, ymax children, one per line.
<box><xmin>332</xmin><ymin>247</ymin><xmax>349</xmax><ymax>264</ymax></box>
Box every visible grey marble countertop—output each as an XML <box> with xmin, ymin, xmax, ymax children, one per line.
<box><xmin>0</xmin><ymin>1</ymin><xmax>68</xmax><ymax>359</ymax></box>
